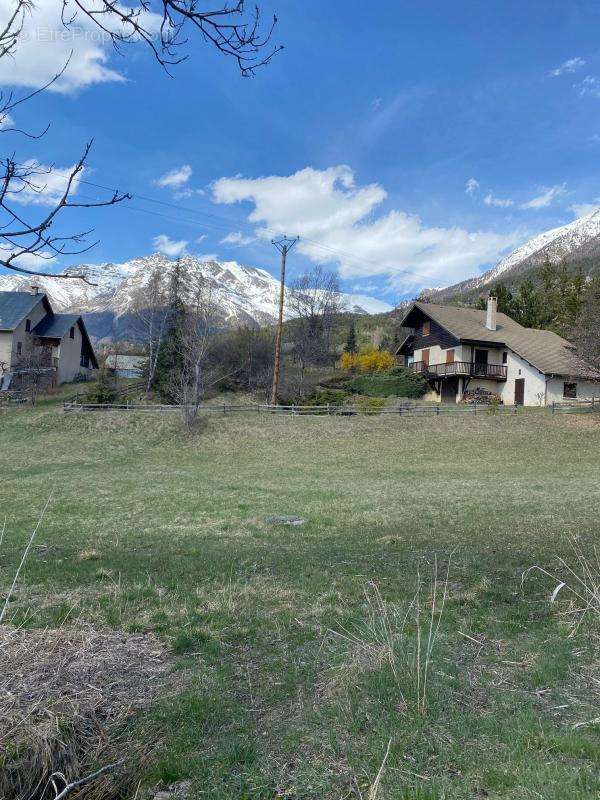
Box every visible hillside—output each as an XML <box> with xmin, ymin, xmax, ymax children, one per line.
<box><xmin>422</xmin><ymin>209</ymin><xmax>600</xmax><ymax>304</ymax></box>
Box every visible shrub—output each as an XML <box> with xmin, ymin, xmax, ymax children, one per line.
<box><xmin>304</xmin><ymin>388</ymin><xmax>348</xmax><ymax>407</ymax></box>
<box><xmin>86</xmin><ymin>368</ymin><xmax>118</xmax><ymax>404</ymax></box>
<box><xmin>339</xmin><ymin>347</ymin><xmax>395</xmax><ymax>374</ymax></box>
<box><xmin>355</xmin><ymin>396</ymin><xmax>386</xmax><ymax>412</ymax></box>
<box><xmin>347</xmin><ymin>368</ymin><xmax>428</xmax><ymax>398</ymax></box>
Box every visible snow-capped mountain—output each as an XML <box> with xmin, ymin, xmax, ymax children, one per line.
<box><xmin>422</xmin><ymin>209</ymin><xmax>600</xmax><ymax>303</ymax></box>
<box><xmin>0</xmin><ymin>254</ymin><xmax>392</xmax><ymax>339</ymax></box>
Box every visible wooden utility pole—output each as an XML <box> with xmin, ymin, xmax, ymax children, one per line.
<box><xmin>270</xmin><ymin>235</ymin><xmax>299</xmax><ymax>406</ymax></box>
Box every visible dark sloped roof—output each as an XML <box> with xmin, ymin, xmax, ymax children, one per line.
<box><xmin>401</xmin><ymin>301</ymin><xmax>600</xmax><ymax>380</ymax></box>
<box><xmin>33</xmin><ymin>313</ymin><xmax>80</xmax><ymax>338</ymax></box>
<box><xmin>0</xmin><ymin>291</ymin><xmax>44</xmax><ymax>331</ymax></box>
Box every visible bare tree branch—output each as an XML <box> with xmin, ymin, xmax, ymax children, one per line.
<box><xmin>0</xmin><ymin>0</ymin><xmax>281</xmax><ymax>283</ymax></box>
<box><xmin>62</xmin><ymin>0</ymin><xmax>282</xmax><ymax>76</ymax></box>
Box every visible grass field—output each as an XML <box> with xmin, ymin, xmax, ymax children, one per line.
<box><xmin>1</xmin><ymin>405</ymin><xmax>600</xmax><ymax>799</ymax></box>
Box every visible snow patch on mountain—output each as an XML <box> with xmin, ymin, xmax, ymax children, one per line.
<box><xmin>476</xmin><ymin>208</ymin><xmax>600</xmax><ymax>287</ymax></box>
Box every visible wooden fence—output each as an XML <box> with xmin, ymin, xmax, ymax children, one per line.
<box><xmin>550</xmin><ymin>397</ymin><xmax>598</xmax><ymax>413</ymax></box>
<box><xmin>63</xmin><ymin>399</ymin><xmax>526</xmax><ymax>417</ymax></box>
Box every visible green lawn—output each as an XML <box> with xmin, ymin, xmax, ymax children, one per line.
<box><xmin>1</xmin><ymin>406</ymin><xmax>600</xmax><ymax>799</ymax></box>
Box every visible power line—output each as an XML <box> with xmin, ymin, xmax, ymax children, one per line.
<box><xmin>75</xmin><ymin>176</ymin><xmax>432</xmax><ymax>285</ymax></box>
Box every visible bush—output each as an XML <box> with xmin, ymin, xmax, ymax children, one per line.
<box><xmin>339</xmin><ymin>347</ymin><xmax>395</xmax><ymax>374</ymax></box>
<box><xmin>303</xmin><ymin>388</ymin><xmax>348</xmax><ymax>407</ymax></box>
<box><xmin>346</xmin><ymin>368</ymin><xmax>428</xmax><ymax>398</ymax></box>
<box><xmin>86</xmin><ymin>368</ymin><xmax>118</xmax><ymax>404</ymax></box>
<box><xmin>355</xmin><ymin>395</ymin><xmax>386</xmax><ymax>412</ymax></box>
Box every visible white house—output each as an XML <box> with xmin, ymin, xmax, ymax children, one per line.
<box><xmin>0</xmin><ymin>288</ymin><xmax>98</xmax><ymax>391</ymax></box>
<box><xmin>396</xmin><ymin>297</ymin><xmax>600</xmax><ymax>406</ymax></box>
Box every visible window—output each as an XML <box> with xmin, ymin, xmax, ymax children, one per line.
<box><xmin>69</xmin><ymin>326</ymin><xmax>75</xmax><ymax>339</ymax></box>
<box><xmin>563</xmin><ymin>382</ymin><xmax>577</xmax><ymax>399</ymax></box>
<box><xmin>502</xmin><ymin>351</ymin><xmax>507</xmax><ymax>364</ymax></box>
<box><xmin>16</xmin><ymin>341</ymin><xmax>22</xmax><ymax>356</ymax></box>
<box><xmin>422</xmin><ymin>320</ymin><xmax>430</xmax><ymax>336</ymax></box>
<box><xmin>25</xmin><ymin>319</ymin><xmax>31</xmax><ymax>332</ymax></box>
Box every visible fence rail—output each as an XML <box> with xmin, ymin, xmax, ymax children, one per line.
<box><xmin>550</xmin><ymin>397</ymin><xmax>598</xmax><ymax>413</ymax></box>
<box><xmin>63</xmin><ymin>399</ymin><xmax>526</xmax><ymax>416</ymax></box>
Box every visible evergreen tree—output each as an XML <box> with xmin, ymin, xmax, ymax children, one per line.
<box><xmin>345</xmin><ymin>322</ymin><xmax>358</xmax><ymax>353</ymax></box>
<box><xmin>152</xmin><ymin>260</ymin><xmax>188</xmax><ymax>401</ymax></box>
<box><xmin>87</xmin><ymin>365</ymin><xmax>118</xmax><ymax>404</ymax></box>
<box><xmin>513</xmin><ymin>280</ymin><xmax>543</xmax><ymax>328</ymax></box>
<box><xmin>476</xmin><ymin>283</ymin><xmax>514</xmax><ymax>315</ymax></box>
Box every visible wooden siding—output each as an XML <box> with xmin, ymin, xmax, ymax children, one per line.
<box><xmin>412</xmin><ymin>316</ymin><xmax>460</xmax><ymax>352</ymax></box>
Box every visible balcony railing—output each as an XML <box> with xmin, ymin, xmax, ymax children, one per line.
<box><xmin>411</xmin><ymin>361</ymin><xmax>507</xmax><ymax>380</ymax></box>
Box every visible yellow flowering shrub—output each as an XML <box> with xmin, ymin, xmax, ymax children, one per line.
<box><xmin>339</xmin><ymin>348</ymin><xmax>395</xmax><ymax>374</ymax></box>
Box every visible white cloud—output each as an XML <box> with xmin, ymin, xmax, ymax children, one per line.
<box><xmin>0</xmin><ymin>113</ymin><xmax>14</xmax><ymax>129</ymax></box>
<box><xmin>173</xmin><ymin>187</ymin><xmax>205</xmax><ymax>199</ymax></box>
<box><xmin>196</xmin><ymin>252</ymin><xmax>218</xmax><ymax>262</ymax></box>
<box><xmin>195</xmin><ymin>235</ymin><xmax>208</xmax><ymax>244</ymax></box>
<box><xmin>576</xmin><ymin>75</ymin><xmax>600</xmax><ymax>98</ymax></box>
<box><xmin>155</xmin><ymin>165</ymin><xmax>193</xmax><ymax>189</ymax></box>
<box><xmin>520</xmin><ymin>183</ymin><xmax>567</xmax><ymax>210</ymax></box>
<box><xmin>465</xmin><ymin>178</ymin><xmax>480</xmax><ymax>195</ymax></box>
<box><xmin>152</xmin><ymin>234</ymin><xmax>188</xmax><ymax>257</ymax></box>
<box><xmin>483</xmin><ymin>192</ymin><xmax>514</xmax><ymax>208</ymax></box>
<box><xmin>8</xmin><ymin>160</ymin><xmax>82</xmax><ymax>206</ymax></box>
<box><xmin>212</xmin><ymin>165</ymin><xmax>519</xmax><ymax>292</ymax></box>
<box><xmin>0</xmin><ymin>0</ymin><xmax>161</xmax><ymax>93</ymax></box>
<box><xmin>571</xmin><ymin>201</ymin><xmax>600</xmax><ymax>218</ymax></box>
<box><xmin>220</xmin><ymin>231</ymin><xmax>255</xmax><ymax>246</ymax></box>
<box><xmin>0</xmin><ymin>245</ymin><xmax>58</xmax><ymax>268</ymax></box>
<box><xmin>549</xmin><ymin>57</ymin><xmax>586</xmax><ymax>77</ymax></box>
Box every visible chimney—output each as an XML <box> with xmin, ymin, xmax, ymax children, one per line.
<box><xmin>486</xmin><ymin>295</ymin><xmax>497</xmax><ymax>331</ymax></box>
<box><xmin>30</xmin><ymin>284</ymin><xmax>39</xmax><ymax>295</ymax></box>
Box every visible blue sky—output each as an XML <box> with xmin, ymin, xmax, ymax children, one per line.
<box><xmin>2</xmin><ymin>0</ymin><xmax>600</xmax><ymax>302</ymax></box>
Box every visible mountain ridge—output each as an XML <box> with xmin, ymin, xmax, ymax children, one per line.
<box><xmin>421</xmin><ymin>209</ymin><xmax>600</xmax><ymax>304</ymax></box>
<box><xmin>0</xmin><ymin>253</ymin><xmax>393</xmax><ymax>340</ymax></box>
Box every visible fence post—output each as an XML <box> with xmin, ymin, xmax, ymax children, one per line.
<box><xmin>436</xmin><ymin>405</ymin><xmax>439</xmax><ymax>416</ymax></box>
<box><xmin>552</xmin><ymin>401</ymin><xmax>555</xmax><ymax>415</ymax></box>
<box><xmin>223</xmin><ymin>404</ymin><xmax>226</xmax><ymax>414</ymax></box>
<box><xmin>473</xmin><ymin>403</ymin><xmax>477</xmax><ymax>415</ymax></box>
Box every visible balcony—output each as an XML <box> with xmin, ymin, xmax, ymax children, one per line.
<box><xmin>411</xmin><ymin>361</ymin><xmax>507</xmax><ymax>380</ymax></box>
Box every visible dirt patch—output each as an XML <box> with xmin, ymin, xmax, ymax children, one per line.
<box><xmin>0</xmin><ymin>624</ymin><xmax>172</xmax><ymax>800</ymax></box>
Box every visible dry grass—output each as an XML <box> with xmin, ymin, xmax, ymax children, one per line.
<box><xmin>323</xmin><ymin>557</ymin><xmax>451</xmax><ymax>715</ymax></box>
<box><xmin>0</xmin><ymin>624</ymin><xmax>172</xmax><ymax>800</ymax></box>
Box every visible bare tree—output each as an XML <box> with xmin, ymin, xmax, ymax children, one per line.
<box><xmin>12</xmin><ymin>338</ymin><xmax>55</xmax><ymax>405</ymax></box>
<box><xmin>169</xmin><ymin>272</ymin><xmax>217</xmax><ymax>429</ymax></box>
<box><xmin>131</xmin><ymin>267</ymin><xmax>170</xmax><ymax>393</ymax></box>
<box><xmin>287</xmin><ymin>266</ymin><xmax>343</xmax><ymax>395</ymax></box>
<box><xmin>0</xmin><ymin>0</ymin><xmax>280</xmax><ymax>281</ymax></box>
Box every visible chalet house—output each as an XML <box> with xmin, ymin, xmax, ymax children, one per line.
<box><xmin>0</xmin><ymin>288</ymin><xmax>98</xmax><ymax>390</ymax></box>
<box><xmin>396</xmin><ymin>297</ymin><xmax>600</xmax><ymax>406</ymax></box>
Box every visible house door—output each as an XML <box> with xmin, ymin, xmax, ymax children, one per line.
<box><xmin>446</xmin><ymin>349</ymin><xmax>455</xmax><ymax>364</ymax></box>
<box><xmin>514</xmin><ymin>378</ymin><xmax>525</xmax><ymax>406</ymax></box>
<box><xmin>474</xmin><ymin>349</ymin><xmax>488</xmax><ymax>376</ymax></box>
<box><xmin>441</xmin><ymin>377</ymin><xmax>459</xmax><ymax>404</ymax></box>
<box><xmin>422</xmin><ymin>348</ymin><xmax>430</xmax><ymax>366</ymax></box>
